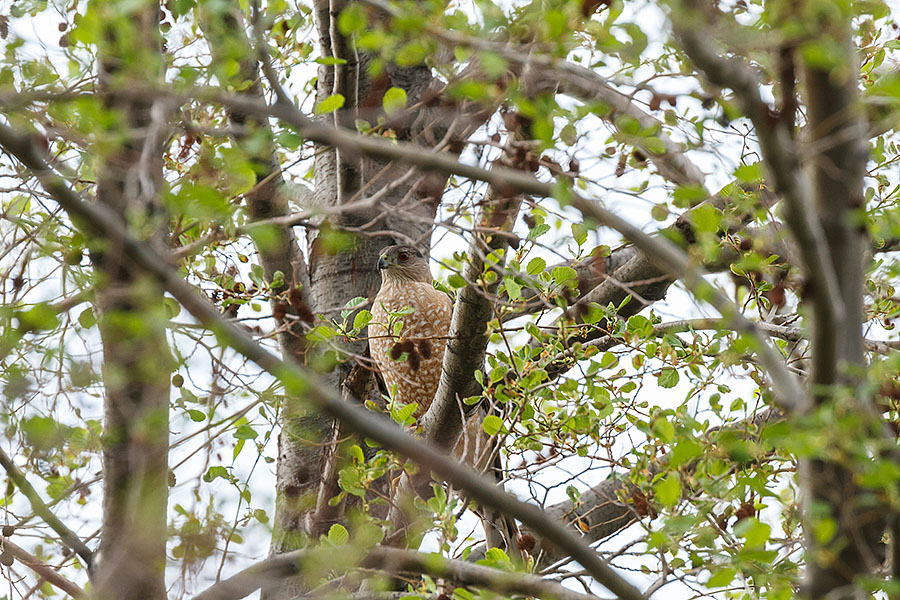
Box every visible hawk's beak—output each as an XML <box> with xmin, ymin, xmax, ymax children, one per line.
<box><xmin>377</xmin><ymin>256</ymin><xmax>389</xmax><ymax>270</ymax></box>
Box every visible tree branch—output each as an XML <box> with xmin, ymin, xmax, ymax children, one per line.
<box><xmin>194</xmin><ymin>546</ymin><xmax>604</xmax><ymax>600</ymax></box>
<box><xmin>0</xmin><ymin>446</ymin><xmax>93</xmax><ymax>568</ymax></box>
<box><xmin>672</xmin><ymin>6</ymin><xmax>843</xmax><ymax>386</ymax></box>
<box><xmin>0</xmin><ymin>536</ymin><xmax>87</xmax><ymax>599</ymax></box>
<box><xmin>359</xmin><ymin>0</ymin><xmax>706</xmax><ymax>191</ymax></box>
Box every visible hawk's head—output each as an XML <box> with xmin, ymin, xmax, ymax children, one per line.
<box><xmin>377</xmin><ymin>245</ymin><xmax>432</xmax><ymax>283</ymax></box>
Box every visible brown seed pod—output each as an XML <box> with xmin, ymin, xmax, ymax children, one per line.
<box><xmin>418</xmin><ymin>339</ymin><xmax>432</xmax><ymax>359</ymax></box>
<box><xmin>765</xmin><ymin>283</ymin><xmax>786</xmax><ymax>307</ymax></box>
<box><xmin>523</xmin><ymin>213</ymin><xmax>537</xmax><ymax>228</ymax></box>
<box><xmin>574</xmin><ymin>301</ymin><xmax>590</xmax><ymax>317</ymax></box>
<box><xmin>631</xmin><ymin>488</ymin><xmax>656</xmax><ymax>518</ymax></box>
<box><xmin>716</xmin><ymin>513</ymin><xmax>729</xmax><ymax>531</ymax></box>
<box><xmin>615</xmin><ymin>153</ymin><xmax>627</xmax><ymax>177</ymax></box>
<box><xmin>734</xmin><ymin>502</ymin><xmax>755</xmax><ymax>525</ymax></box>
<box><xmin>288</xmin><ymin>286</ymin><xmax>304</xmax><ymax>309</ymax></box>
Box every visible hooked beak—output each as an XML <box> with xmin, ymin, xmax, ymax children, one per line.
<box><xmin>377</xmin><ymin>255</ymin><xmax>389</xmax><ymax>270</ymax></box>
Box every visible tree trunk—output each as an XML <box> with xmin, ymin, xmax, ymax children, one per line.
<box><xmin>262</xmin><ymin>4</ymin><xmax>448</xmax><ymax>595</ymax></box>
<box><xmin>801</xmin><ymin>23</ymin><xmax>881</xmax><ymax>598</ymax></box>
<box><xmin>90</xmin><ymin>1</ymin><xmax>171</xmax><ymax>598</ymax></box>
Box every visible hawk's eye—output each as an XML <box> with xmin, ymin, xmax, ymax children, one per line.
<box><xmin>398</xmin><ymin>251</ymin><xmax>410</xmax><ymax>262</ymax></box>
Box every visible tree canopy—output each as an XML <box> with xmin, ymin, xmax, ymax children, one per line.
<box><xmin>1</xmin><ymin>0</ymin><xmax>900</xmax><ymax>599</ymax></box>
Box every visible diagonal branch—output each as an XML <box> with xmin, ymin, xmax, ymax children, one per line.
<box><xmin>0</xmin><ymin>119</ymin><xmax>645</xmax><ymax>600</ymax></box>
<box><xmin>0</xmin><ymin>446</ymin><xmax>93</xmax><ymax>568</ymax></box>
<box><xmin>0</xmin><ymin>536</ymin><xmax>87</xmax><ymax>599</ymax></box>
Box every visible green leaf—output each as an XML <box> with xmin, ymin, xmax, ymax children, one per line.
<box><xmin>353</xmin><ymin>309</ymin><xmax>373</xmax><ymax>330</ymax></box>
<box><xmin>18</xmin><ymin>304</ymin><xmax>59</xmax><ymax>332</ymax></box>
<box><xmin>669</xmin><ymin>439</ymin><xmax>703</xmax><ymax>467</ymax></box>
<box><xmin>22</xmin><ymin>416</ymin><xmax>68</xmax><ymax>451</ymax></box>
<box><xmin>328</xmin><ymin>523</ymin><xmax>349</xmax><ymax>545</ymax></box>
<box><xmin>691</xmin><ymin>202</ymin><xmax>722</xmax><ymax>233</ymax></box>
<box><xmin>734</xmin><ymin>517</ymin><xmax>770</xmax><ymax>548</ymax></box>
<box><xmin>315</xmin><ymin>93</ymin><xmax>345</xmax><ymax>115</ymax></box>
<box><xmin>734</xmin><ymin>162</ymin><xmax>762</xmax><ymax>182</ymax></box>
<box><xmin>337</xmin><ymin>3</ymin><xmax>367</xmax><ymax>35</ymax></box>
<box><xmin>234</xmin><ymin>425</ymin><xmax>258</xmax><ymax>440</ymax></box>
<box><xmin>672</xmin><ymin>185</ymin><xmax>708</xmax><ymax>208</ymax></box>
<box><xmin>164</xmin><ymin>297</ymin><xmax>181</xmax><ymax>319</ymax></box>
<box><xmin>448</xmin><ymin>274</ymin><xmax>467</xmax><ymax>288</ymax></box>
<box><xmin>526</xmin><ymin>257</ymin><xmax>546</xmax><ymax>275</ymax></box>
<box><xmin>203</xmin><ymin>466</ymin><xmax>229</xmax><ymax>483</ymax></box>
<box><xmin>394</xmin><ymin>402</ymin><xmax>417</xmax><ymax>424</ymax></box>
<box><xmin>651</xmin><ymin>203</ymin><xmax>669</xmax><ymax>221</ymax></box>
<box><xmin>77</xmin><ymin>308</ymin><xmax>96</xmax><ymax>329</ymax></box>
<box><xmin>571</xmin><ymin>222</ymin><xmax>588</xmax><ymax>246</ymax></box>
<box><xmin>657</xmin><ymin>368</ymin><xmax>679</xmax><ymax>388</ymax></box>
<box><xmin>481</xmin><ymin>415</ymin><xmax>503</xmax><ymax>435</ymax></box>
<box><xmin>654</xmin><ymin>473</ymin><xmax>681</xmax><ymax>506</ymax></box>
<box><xmin>560</xmin><ymin>123</ymin><xmax>577</xmax><ymax>145</ymax></box>
<box><xmin>652</xmin><ymin>418</ymin><xmax>674</xmax><ymax>443</ymax></box>
<box><xmin>504</xmin><ymin>277</ymin><xmax>521</xmax><ymax>300</ymax></box>
<box><xmin>314</xmin><ymin>56</ymin><xmax>348</xmax><ymax>66</ymax></box>
<box><xmin>382</xmin><ymin>87</ymin><xmax>407</xmax><ymax>116</ymax></box>
<box><xmin>642</xmin><ymin>136</ymin><xmax>667</xmax><ymax>156</ymax></box>
<box><xmin>551</xmin><ymin>266</ymin><xmax>578</xmax><ymax>289</ymax></box>
<box><xmin>187</xmin><ymin>409</ymin><xmax>206</xmax><ymax>422</ymax></box>
<box><xmin>706</xmin><ymin>567</ymin><xmax>737</xmax><ymax>588</ymax></box>
<box><xmin>478</xmin><ymin>51</ymin><xmax>507</xmax><ymax>79</ymax></box>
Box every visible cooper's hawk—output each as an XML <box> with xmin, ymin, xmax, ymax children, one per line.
<box><xmin>368</xmin><ymin>245</ymin><xmax>519</xmax><ymax>549</ymax></box>
<box><xmin>368</xmin><ymin>245</ymin><xmax>452</xmax><ymax>416</ymax></box>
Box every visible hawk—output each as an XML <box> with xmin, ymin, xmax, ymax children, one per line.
<box><xmin>368</xmin><ymin>245</ymin><xmax>518</xmax><ymax>547</ymax></box>
<box><xmin>369</xmin><ymin>245</ymin><xmax>452</xmax><ymax>416</ymax></box>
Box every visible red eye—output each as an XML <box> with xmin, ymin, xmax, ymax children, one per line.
<box><xmin>398</xmin><ymin>252</ymin><xmax>409</xmax><ymax>262</ymax></box>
